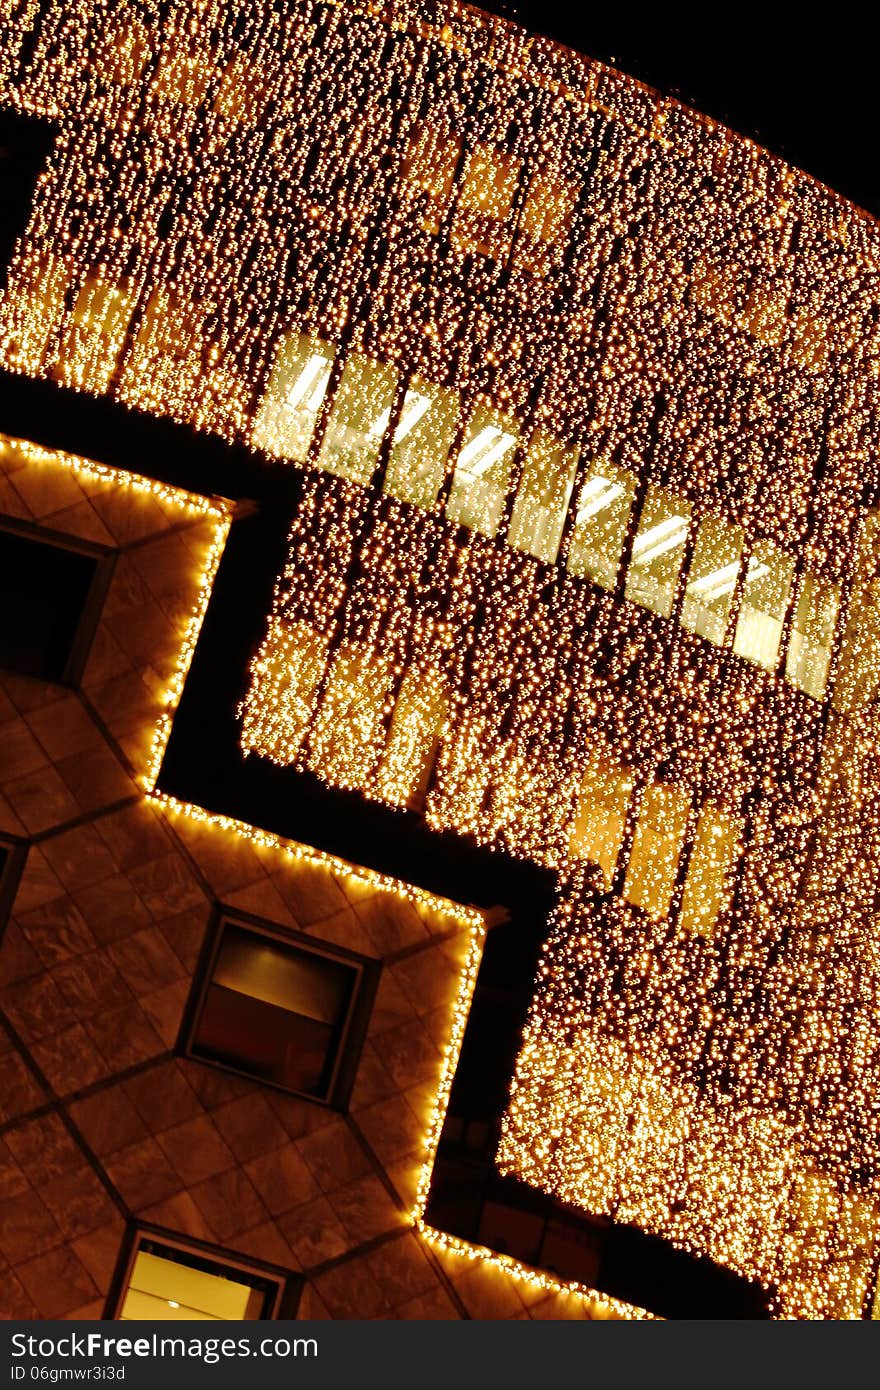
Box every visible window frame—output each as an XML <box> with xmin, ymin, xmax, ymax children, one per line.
<box><xmin>105</xmin><ymin>1222</ymin><xmax>301</xmax><ymax>1321</ymax></box>
<box><xmin>0</xmin><ymin>517</ymin><xmax>115</xmax><ymax>687</ymax></box>
<box><xmin>0</xmin><ymin>834</ymin><xmax>27</xmax><ymax>934</ymax></box>
<box><xmin>180</xmin><ymin>905</ymin><xmax>380</xmax><ymax>1110</ymax></box>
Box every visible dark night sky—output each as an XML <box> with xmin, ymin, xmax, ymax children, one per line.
<box><xmin>479</xmin><ymin>3</ymin><xmax>880</xmax><ymax>218</ymax></box>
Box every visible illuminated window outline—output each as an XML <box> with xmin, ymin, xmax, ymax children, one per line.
<box><xmin>180</xmin><ymin>906</ymin><xmax>380</xmax><ymax>1109</ymax></box>
<box><xmin>107</xmin><ymin>1224</ymin><xmax>301</xmax><ymax>1321</ymax></box>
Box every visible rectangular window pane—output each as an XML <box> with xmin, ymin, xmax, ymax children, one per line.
<box><xmin>679</xmin><ymin>802</ymin><xmax>742</xmax><ymax>936</ymax></box>
<box><xmin>732</xmin><ymin>541</ymin><xmax>796</xmax><ymax>671</ymax></box>
<box><xmin>567</xmin><ymin>460</ymin><xmax>636</xmax><ymax>590</ymax></box>
<box><xmin>518</xmin><ymin>170</ymin><xmax>580</xmax><ymax>244</ymax></box>
<box><xmin>625</xmin><ymin>485</ymin><xmax>692</xmax><ymax>619</ymax></box>
<box><xmin>382</xmin><ymin>377</ymin><xmax>461</xmax><ymax>509</ymax></box>
<box><xmin>376</xmin><ymin>664</ymin><xmax>447</xmax><ymax>811</ymax></box>
<box><xmin>785</xmin><ymin>572</ymin><xmax>840</xmax><ymax>700</ymax></box>
<box><xmin>308</xmin><ymin>642</ymin><xmax>395</xmax><ymax>787</ymax></box>
<box><xmin>252</xmin><ymin>332</ymin><xmax>335</xmax><ymax>462</ymax></box>
<box><xmin>445</xmin><ymin>404</ymin><xmax>519</xmax><ymax>537</ymax></box>
<box><xmin>507</xmin><ymin>429</ymin><xmax>579</xmax><ymax>564</ymax></box>
<box><xmin>192</xmin><ymin>921</ymin><xmax>358</xmax><ymax>1100</ymax></box>
<box><xmin>452</xmin><ymin>144</ymin><xmax>522</xmax><ymax>258</ymax></box>
<box><xmin>239</xmin><ymin>617</ymin><xmax>330</xmax><ymax>763</ymax></box>
<box><xmin>569</xmin><ymin>747</ymin><xmax>634</xmax><ymax>887</ymax></box>
<box><xmin>680</xmin><ymin>514</ymin><xmax>744</xmax><ymax>645</ymax></box>
<box><xmin>121</xmin><ymin>1250</ymin><xmax>264</xmax><ymax>1321</ymax></box>
<box><xmin>316</xmin><ymin>354</ymin><xmax>398</xmax><ymax>486</ymax></box>
<box><xmin>624</xmin><ymin>782</ymin><xmax>691</xmax><ymax>919</ymax></box>
<box><xmin>56</xmin><ymin>275</ymin><xmax>135</xmax><ymax>393</ymax></box>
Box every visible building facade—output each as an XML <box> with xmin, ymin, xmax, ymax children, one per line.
<box><xmin>1</xmin><ymin>0</ymin><xmax>879</xmax><ymax>1319</ymax></box>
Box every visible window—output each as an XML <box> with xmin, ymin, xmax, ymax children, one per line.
<box><xmin>55</xmin><ymin>274</ymin><xmax>135</xmax><ymax>393</ymax></box>
<box><xmin>831</xmin><ymin>511</ymin><xmax>880</xmax><ymax>714</ymax></box>
<box><xmin>93</xmin><ymin>15</ymin><xmax>151</xmax><ymax>87</ymax></box>
<box><xmin>623</xmin><ymin>783</ymin><xmax>691</xmax><ymax>919</ymax></box>
<box><xmin>316</xmin><ymin>354</ymin><xmax>398</xmax><ymax>486</ymax></box>
<box><xmin>0</xmin><ymin>248</ymin><xmax>69</xmax><ymax>374</ymax></box>
<box><xmin>111</xmin><ymin>1227</ymin><xmax>297</xmax><ymax>1320</ymax></box>
<box><xmin>149</xmin><ymin>47</ymin><xmax>213</xmax><ymax>109</ymax></box>
<box><xmin>445</xmin><ymin>403</ymin><xmax>519</xmax><ymax>537</ymax></box>
<box><xmin>452</xmin><ymin>144</ymin><xmax>522</xmax><ymax>259</ymax></box>
<box><xmin>213</xmin><ymin>56</ymin><xmax>269</xmax><ymax>125</ymax></box>
<box><xmin>401</xmin><ymin>124</ymin><xmax>461</xmax><ymax>230</ymax></box>
<box><xmin>569</xmin><ymin>745</ymin><xmax>634</xmax><ymax>887</ymax></box>
<box><xmin>241</xmin><ymin>616</ymin><xmax>330</xmax><ymax>762</ymax></box>
<box><xmin>307</xmin><ymin>641</ymin><xmax>394</xmax><ymax>786</ymax></box>
<box><xmin>252</xmin><ymin>332</ymin><xmax>335</xmax><ymax>462</ymax></box>
<box><xmin>566</xmin><ymin>460</ymin><xmax>636</xmax><ymax>590</ymax></box>
<box><xmin>185</xmin><ymin>912</ymin><xmax>376</xmax><ymax>1106</ymax></box>
<box><xmin>732</xmin><ymin>542</ymin><xmax>795</xmax><ymax>672</ymax></box>
<box><xmin>507</xmin><ymin>429</ymin><xmax>579</xmax><ymax>564</ymax></box>
<box><xmin>375</xmin><ymin>663</ymin><xmax>448</xmax><ymax>811</ymax></box>
<box><xmin>680</xmin><ymin>514</ymin><xmax>744</xmax><ymax>646</ymax></box>
<box><xmin>678</xmin><ymin>802</ymin><xmax>742</xmax><ymax>935</ymax></box>
<box><xmin>625</xmin><ymin>485</ymin><xmax>692</xmax><ymax>619</ymax></box>
<box><xmin>513</xmin><ymin>169</ymin><xmax>580</xmax><ymax>274</ymax></box>
<box><xmin>0</xmin><ymin>526</ymin><xmax>110</xmax><ymax>683</ymax></box>
<box><xmin>382</xmin><ymin>377</ymin><xmax>461</xmax><ymax>510</ymax></box>
<box><xmin>785</xmin><ymin>572</ymin><xmax>840</xmax><ymax>700</ymax></box>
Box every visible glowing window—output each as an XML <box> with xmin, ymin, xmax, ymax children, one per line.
<box><xmin>569</xmin><ymin>747</ymin><xmax>634</xmax><ymax>888</ymax></box>
<box><xmin>252</xmin><ymin>333</ymin><xmax>335</xmax><ymax>462</ymax></box>
<box><xmin>680</xmin><ymin>514</ymin><xmax>744</xmax><ymax>646</ymax></box>
<box><xmin>518</xmin><ymin>170</ymin><xmax>580</xmax><ymax>244</ymax></box>
<box><xmin>452</xmin><ymin>144</ymin><xmax>522</xmax><ymax>258</ymax></box>
<box><xmin>785</xmin><ymin>572</ymin><xmax>841</xmax><ymax>700</ymax></box>
<box><xmin>625</xmin><ymin>486</ymin><xmax>692</xmax><ymax>619</ymax></box>
<box><xmin>831</xmin><ymin>512</ymin><xmax>880</xmax><ymax>714</ymax></box>
<box><xmin>150</xmin><ymin>48</ymin><xmax>212</xmax><ymax>108</ymax></box>
<box><xmin>114</xmin><ymin>1230</ymin><xmax>291</xmax><ymax>1320</ymax></box>
<box><xmin>94</xmin><ymin>17</ymin><xmax>151</xmax><ymax>86</ymax></box>
<box><xmin>55</xmin><ymin>275</ymin><xmax>135</xmax><ymax>393</ymax></box>
<box><xmin>566</xmin><ymin>460</ymin><xmax>636</xmax><ymax>590</ymax></box>
<box><xmin>624</xmin><ymin>783</ymin><xmax>691</xmax><ymax>919</ymax></box>
<box><xmin>187</xmin><ymin>915</ymin><xmax>373</xmax><ymax>1104</ymax></box>
<box><xmin>382</xmin><ymin>377</ymin><xmax>461</xmax><ymax>509</ymax></box>
<box><xmin>679</xmin><ymin>802</ymin><xmax>742</xmax><ymax>936</ymax></box>
<box><xmin>307</xmin><ymin>642</ymin><xmax>395</xmax><ymax>787</ymax></box>
<box><xmin>402</xmin><ymin>124</ymin><xmax>462</xmax><ymax>214</ymax></box>
<box><xmin>507</xmin><ymin>430</ymin><xmax>579</xmax><ymax>564</ymax></box>
<box><xmin>445</xmin><ymin>404</ymin><xmax>519</xmax><ymax>538</ymax></box>
<box><xmin>316</xmin><ymin>354</ymin><xmax>398</xmax><ymax>486</ymax></box>
<box><xmin>213</xmin><ymin>56</ymin><xmax>268</xmax><ymax>125</ymax></box>
<box><xmin>732</xmin><ymin>542</ymin><xmax>796</xmax><ymax>672</ymax></box>
<box><xmin>376</xmin><ymin>663</ymin><xmax>448</xmax><ymax>811</ymax></box>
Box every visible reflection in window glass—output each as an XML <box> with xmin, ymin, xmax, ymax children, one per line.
<box><xmin>119</xmin><ymin>1241</ymin><xmax>274</xmax><ymax>1321</ymax></box>
<box><xmin>382</xmin><ymin>378</ymin><xmax>461</xmax><ymax>509</ymax></box>
<box><xmin>507</xmin><ymin>430</ymin><xmax>578</xmax><ymax>564</ymax></box>
<box><xmin>252</xmin><ymin>332</ymin><xmax>335</xmax><ymax>462</ymax></box>
<box><xmin>732</xmin><ymin>542</ymin><xmax>795</xmax><ymax>671</ymax></box>
<box><xmin>625</xmin><ymin>485</ymin><xmax>692</xmax><ymax>618</ymax></box>
<box><xmin>624</xmin><ymin>783</ymin><xmax>691</xmax><ymax>919</ymax></box>
<box><xmin>191</xmin><ymin>920</ymin><xmax>358</xmax><ymax>1101</ymax></box>
<box><xmin>566</xmin><ymin>460</ymin><xmax>635</xmax><ymax>590</ymax></box>
<box><xmin>680</xmin><ymin>514</ymin><xmax>744</xmax><ymax>646</ymax></box>
<box><xmin>317</xmin><ymin>354</ymin><xmax>398</xmax><ymax>486</ymax></box>
<box><xmin>445</xmin><ymin>404</ymin><xmax>519</xmax><ymax>537</ymax></box>
<box><xmin>785</xmin><ymin>572</ymin><xmax>840</xmax><ymax>700</ymax></box>
<box><xmin>569</xmin><ymin>746</ymin><xmax>634</xmax><ymax>887</ymax></box>
<box><xmin>679</xmin><ymin>802</ymin><xmax>742</xmax><ymax>935</ymax></box>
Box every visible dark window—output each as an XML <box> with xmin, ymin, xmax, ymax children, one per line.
<box><xmin>0</xmin><ymin>526</ymin><xmax>111</xmax><ymax>683</ymax></box>
<box><xmin>109</xmin><ymin>1225</ymin><xmax>300</xmax><ymax>1320</ymax></box>
<box><xmin>0</xmin><ymin>109</ymin><xmax>54</xmax><ymax>274</ymax></box>
<box><xmin>184</xmin><ymin>911</ymin><xmax>377</xmax><ymax>1106</ymax></box>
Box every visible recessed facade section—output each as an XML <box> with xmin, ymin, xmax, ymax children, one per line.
<box><xmin>182</xmin><ymin>909</ymin><xmax>379</xmax><ymax>1106</ymax></box>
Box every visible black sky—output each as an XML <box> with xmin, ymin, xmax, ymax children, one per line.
<box><xmin>478</xmin><ymin>4</ymin><xmax>880</xmax><ymax>218</ymax></box>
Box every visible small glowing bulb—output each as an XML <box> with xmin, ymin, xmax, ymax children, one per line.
<box><xmin>168</xmin><ymin>1301</ymin><xmax>180</xmax><ymax>1309</ymax></box>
